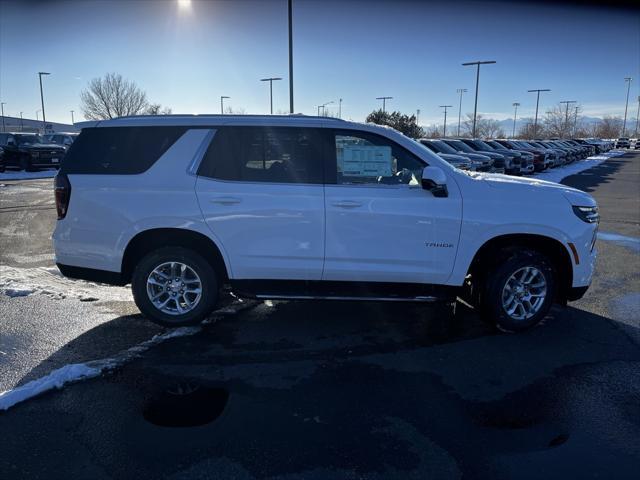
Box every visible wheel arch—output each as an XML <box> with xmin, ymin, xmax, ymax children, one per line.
<box><xmin>121</xmin><ymin>228</ymin><xmax>230</xmax><ymax>284</ymax></box>
<box><xmin>467</xmin><ymin>233</ymin><xmax>573</xmax><ymax>302</ymax></box>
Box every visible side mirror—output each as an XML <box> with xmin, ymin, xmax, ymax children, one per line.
<box><xmin>421</xmin><ymin>166</ymin><xmax>448</xmax><ymax>197</ymax></box>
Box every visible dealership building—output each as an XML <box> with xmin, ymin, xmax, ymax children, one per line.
<box><xmin>0</xmin><ymin>115</ymin><xmax>78</xmax><ymax>135</ymax></box>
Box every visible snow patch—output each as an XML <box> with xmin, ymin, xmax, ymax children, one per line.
<box><xmin>0</xmin><ymin>169</ymin><xmax>57</xmax><ymax>181</ymax></box>
<box><xmin>531</xmin><ymin>150</ymin><xmax>626</xmax><ymax>183</ymax></box>
<box><xmin>0</xmin><ymin>298</ymin><xmax>256</xmax><ymax>411</ymax></box>
<box><xmin>0</xmin><ymin>265</ymin><xmax>132</xmax><ymax>302</ymax></box>
<box><xmin>597</xmin><ymin>232</ymin><xmax>640</xmax><ymax>253</ymax></box>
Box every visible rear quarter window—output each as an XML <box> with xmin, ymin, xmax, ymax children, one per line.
<box><xmin>61</xmin><ymin>126</ymin><xmax>187</xmax><ymax>174</ymax></box>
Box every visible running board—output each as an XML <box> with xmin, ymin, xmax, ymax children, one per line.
<box><xmin>231</xmin><ymin>280</ymin><xmax>459</xmax><ymax>303</ymax></box>
<box><xmin>254</xmin><ymin>294</ymin><xmax>439</xmax><ymax>303</ymax></box>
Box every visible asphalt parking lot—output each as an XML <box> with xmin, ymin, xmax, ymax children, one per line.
<box><xmin>0</xmin><ymin>153</ymin><xmax>639</xmax><ymax>479</ymax></box>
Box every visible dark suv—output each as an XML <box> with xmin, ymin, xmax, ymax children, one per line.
<box><xmin>0</xmin><ymin>133</ymin><xmax>66</xmax><ymax>171</ymax></box>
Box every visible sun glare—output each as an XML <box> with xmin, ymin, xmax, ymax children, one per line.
<box><xmin>177</xmin><ymin>0</ymin><xmax>192</xmax><ymax>10</ymax></box>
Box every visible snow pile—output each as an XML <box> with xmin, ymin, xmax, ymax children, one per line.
<box><xmin>532</xmin><ymin>150</ymin><xmax>626</xmax><ymax>183</ymax></box>
<box><xmin>0</xmin><ymin>265</ymin><xmax>132</xmax><ymax>302</ymax></box>
<box><xmin>0</xmin><ymin>169</ymin><xmax>57</xmax><ymax>181</ymax></box>
<box><xmin>0</xmin><ymin>297</ymin><xmax>256</xmax><ymax>411</ymax></box>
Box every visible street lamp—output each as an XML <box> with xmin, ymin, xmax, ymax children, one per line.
<box><xmin>635</xmin><ymin>95</ymin><xmax>640</xmax><ymax>137</ymax></box>
<box><xmin>0</xmin><ymin>102</ymin><xmax>6</xmax><ymax>133</ymax></box>
<box><xmin>512</xmin><ymin>102</ymin><xmax>520</xmax><ymax>138</ymax></box>
<box><xmin>220</xmin><ymin>96</ymin><xmax>230</xmax><ymax>114</ymax></box>
<box><xmin>38</xmin><ymin>72</ymin><xmax>51</xmax><ymax>133</ymax></box>
<box><xmin>338</xmin><ymin>98</ymin><xmax>343</xmax><ymax>119</ymax></box>
<box><xmin>527</xmin><ymin>88</ymin><xmax>551</xmax><ymax>138</ymax></box>
<box><xmin>439</xmin><ymin>105</ymin><xmax>452</xmax><ymax>138</ymax></box>
<box><xmin>288</xmin><ymin>0</ymin><xmax>294</xmax><ymax>114</ymax></box>
<box><xmin>622</xmin><ymin>77</ymin><xmax>632</xmax><ymax>136</ymax></box>
<box><xmin>376</xmin><ymin>96</ymin><xmax>392</xmax><ymax>113</ymax></box>
<box><xmin>260</xmin><ymin>77</ymin><xmax>282</xmax><ymax>114</ymax></box>
<box><xmin>20</xmin><ymin>112</ymin><xmax>24</xmax><ymax>131</ymax></box>
<box><xmin>559</xmin><ymin>101</ymin><xmax>577</xmax><ymax>138</ymax></box>
<box><xmin>70</xmin><ymin>110</ymin><xmax>75</xmax><ymax>124</ymax></box>
<box><xmin>456</xmin><ymin>88</ymin><xmax>467</xmax><ymax>136</ymax></box>
<box><xmin>462</xmin><ymin>60</ymin><xmax>496</xmax><ymax>137</ymax></box>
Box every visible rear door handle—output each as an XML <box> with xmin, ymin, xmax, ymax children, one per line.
<box><xmin>332</xmin><ymin>200</ymin><xmax>363</xmax><ymax>209</ymax></box>
<box><xmin>210</xmin><ymin>197</ymin><xmax>242</xmax><ymax>205</ymax></box>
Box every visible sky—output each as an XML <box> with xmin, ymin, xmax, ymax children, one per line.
<box><xmin>0</xmin><ymin>0</ymin><xmax>638</xmax><ymax>126</ymax></box>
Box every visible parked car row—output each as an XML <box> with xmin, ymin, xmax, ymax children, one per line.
<box><xmin>419</xmin><ymin>137</ymin><xmax>616</xmax><ymax>176</ymax></box>
<box><xmin>0</xmin><ymin>132</ymin><xmax>76</xmax><ymax>171</ymax></box>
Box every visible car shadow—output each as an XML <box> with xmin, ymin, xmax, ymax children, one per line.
<box><xmin>561</xmin><ymin>155</ymin><xmax>628</xmax><ymax>192</ymax></box>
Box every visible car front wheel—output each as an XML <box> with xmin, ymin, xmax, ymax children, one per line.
<box><xmin>132</xmin><ymin>247</ymin><xmax>219</xmax><ymax>327</ymax></box>
<box><xmin>480</xmin><ymin>249</ymin><xmax>556</xmax><ymax>332</ymax></box>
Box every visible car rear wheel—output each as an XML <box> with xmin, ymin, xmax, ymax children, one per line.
<box><xmin>132</xmin><ymin>247</ymin><xmax>219</xmax><ymax>327</ymax></box>
<box><xmin>480</xmin><ymin>249</ymin><xmax>556</xmax><ymax>332</ymax></box>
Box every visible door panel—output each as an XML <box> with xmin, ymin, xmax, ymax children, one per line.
<box><xmin>195</xmin><ymin>126</ymin><xmax>325</xmax><ymax>281</ymax></box>
<box><xmin>323</xmin><ymin>129</ymin><xmax>462</xmax><ymax>284</ymax></box>
<box><xmin>324</xmin><ymin>185</ymin><xmax>461</xmax><ymax>284</ymax></box>
<box><xmin>196</xmin><ymin>178</ymin><xmax>324</xmax><ymax>280</ymax></box>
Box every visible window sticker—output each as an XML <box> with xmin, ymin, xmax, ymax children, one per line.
<box><xmin>339</xmin><ymin>145</ymin><xmax>393</xmax><ymax>177</ymax></box>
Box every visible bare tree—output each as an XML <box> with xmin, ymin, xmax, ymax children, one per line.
<box><xmin>461</xmin><ymin>114</ymin><xmax>504</xmax><ymax>139</ymax></box>
<box><xmin>423</xmin><ymin>125</ymin><xmax>443</xmax><ymax>138</ymax></box>
<box><xmin>225</xmin><ymin>106</ymin><xmax>247</xmax><ymax>115</ymax></box>
<box><xmin>80</xmin><ymin>73</ymin><xmax>149</xmax><ymax>120</ymax></box>
<box><xmin>517</xmin><ymin>118</ymin><xmax>540</xmax><ymax>139</ymax></box>
<box><xmin>594</xmin><ymin>116</ymin><xmax>623</xmax><ymax>139</ymax></box>
<box><xmin>147</xmin><ymin>104</ymin><xmax>172</xmax><ymax>115</ymax></box>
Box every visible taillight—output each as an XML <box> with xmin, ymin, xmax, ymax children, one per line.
<box><xmin>54</xmin><ymin>173</ymin><xmax>71</xmax><ymax>219</ymax></box>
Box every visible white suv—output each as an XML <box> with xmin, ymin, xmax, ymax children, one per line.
<box><xmin>53</xmin><ymin>115</ymin><xmax>599</xmax><ymax>332</ymax></box>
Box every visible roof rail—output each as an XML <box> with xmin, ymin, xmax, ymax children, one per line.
<box><xmin>111</xmin><ymin>113</ymin><xmax>346</xmax><ymax>122</ymax></box>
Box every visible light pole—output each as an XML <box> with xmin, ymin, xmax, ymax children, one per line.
<box><xmin>559</xmin><ymin>100</ymin><xmax>576</xmax><ymax>138</ymax></box>
<box><xmin>512</xmin><ymin>102</ymin><xmax>520</xmax><ymax>138</ymax></box>
<box><xmin>440</xmin><ymin>105</ymin><xmax>452</xmax><ymax>138</ymax></box>
<box><xmin>635</xmin><ymin>95</ymin><xmax>640</xmax><ymax>137</ymax></box>
<box><xmin>220</xmin><ymin>96</ymin><xmax>230</xmax><ymax>114</ymax></box>
<box><xmin>527</xmin><ymin>88</ymin><xmax>551</xmax><ymax>138</ymax></box>
<box><xmin>260</xmin><ymin>77</ymin><xmax>282</xmax><ymax>114</ymax></box>
<box><xmin>622</xmin><ymin>77</ymin><xmax>632</xmax><ymax>136</ymax></box>
<box><xmin>376</xmin><ymin>96</ymin><xmax>392</xmax><ymax>113</ymax></box>
<box><xmin>338</xmin><ymin>98</ymin><xmax>342</xmax><ymax>119</ymax></box>
<box><xmin>288</xmin><ymin>0</ymin><xmax>294</xmax><ymax>114</ymax></box>
<box><xmin>38</xmin><ymin>71</ymin><xmax>51</xmax><ymax>133</ymax></box>
<box><xmin>456</xmin><ymin>88</ymin><xmax>467</xmax><ymax>136</ymax></box>
<box><xmin>0</xmin><ymin>102</ymin><xmax>5</xmax><ymax>133</ymax></box>
<box><xmin>20</xmin><ymin>112</ymin><xmax>24</xmax><ymax>131</ymax></box>
<box><xmin>573</xmin><ymin>106</ymin><xmax>579</xmax><ymax>137</ymax></box>
<box><xmin>70</xmin><ymin>110</ymin><xmax>75</xmax><ymax>124</ymax></box>
<box><xmin>36</xmin><ymin>109</ymin><xmax>41</xmax><ymax>121</ymax></box>
<box><xmin>462</xmin><ymin>60</ymin><xmax>496</xmax><ymax>137</ymax></box>
<box><xmin>320</xmin><ymin>101</ymin><xmax>334</xmax><ymax>116</ymax></box>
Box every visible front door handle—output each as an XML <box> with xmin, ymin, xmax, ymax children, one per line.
<box><xmin>210</xmin><ymin>197</ymin><xmax>242</xmax><ymax>205</ymax></box>
<box><xmin>332</xmin><ymin>200</ymin><xmax>363</xmax><ymax>209</ymax></box>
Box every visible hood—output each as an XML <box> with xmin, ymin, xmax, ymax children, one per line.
<box><xmin>438</xmin><ymin>153</ymin><xmax>469</xmax><ymax>162</ymax></box>
<box><xmin>459</xmin><ymin>152</ymin><xmax>491</xmax><ymax>162</ymax></box>
<box><xmin>470</xmin><ymin>172</ymin><xmax>597</xmax><ymax>206</ymax></box>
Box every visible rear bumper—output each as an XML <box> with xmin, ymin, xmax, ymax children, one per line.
<box><xmin>57</xmin><ymin>263</ymin><xmax>126</xmax><ymax>286</ymax></box>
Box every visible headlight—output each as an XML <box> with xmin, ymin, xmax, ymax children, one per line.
<box><xmin>572</xmin><ymin>205</ymin><xmax>599</xmax><ymax>223</ymax></box>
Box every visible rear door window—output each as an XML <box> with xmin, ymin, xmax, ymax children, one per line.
<box><xmin>61</xmin><ymin>126</ymin><xmax>187</xmax><ymax>174</ymax></box>
<box><xmin>198</xmin><ymin>127</ymin><xmax>324</xmax><ymax>184</ymax></box>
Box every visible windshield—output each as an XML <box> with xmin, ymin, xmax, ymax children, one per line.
<box><xmin>15</xmin><ymin>135</ymin><xmax>43</xmax><ymax>145</ymax></box>
<box><xmin>473</xmin><ymin>140</ymin><xmax>495</xmax><ymax>151</ymax></box>
<box><xmin>444</xmin><ymin>139</ymin><xmax>474</xmax><ymax>153</ymax></box>
<box><xmin>424</xmin><ymin>140</ymin><xmax>458</xmax><ymax>154</ymax></box>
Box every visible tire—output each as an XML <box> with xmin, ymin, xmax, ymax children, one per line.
<box><xmin>20</xmin><ymin>156</ymin><xmax>34</xmax><ymax>172</ymax></box>
<box><xmin>479</xmin><ymin>249</ymin><xmax>556</xmax><ymax>332</ymax></box>
<box><xmin>132</xmin><ymin>247</ymin><xmax>219</xmax><ymax>327</ymax></box>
